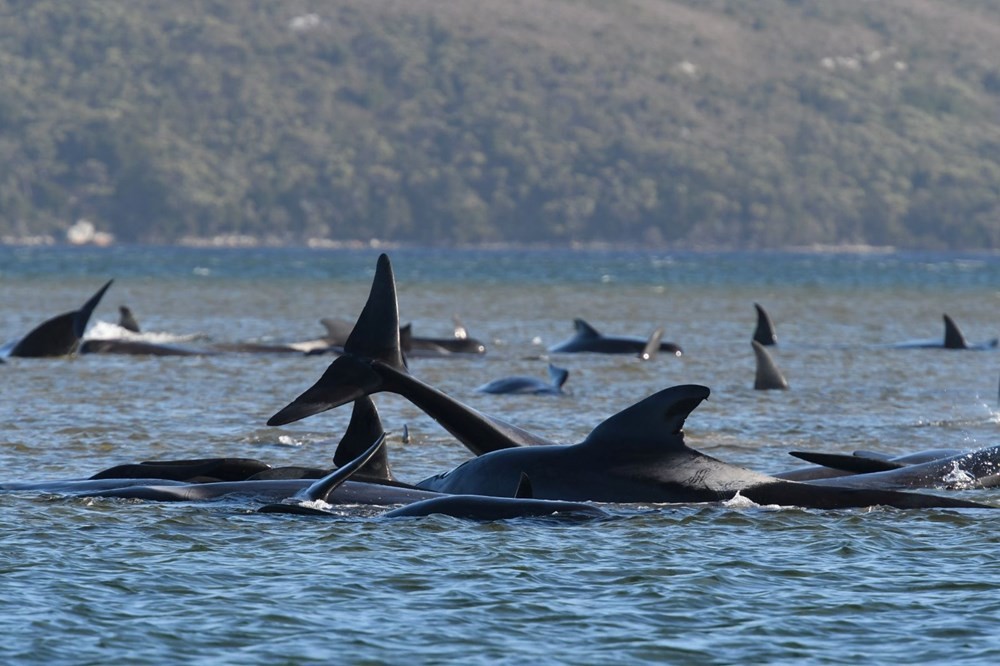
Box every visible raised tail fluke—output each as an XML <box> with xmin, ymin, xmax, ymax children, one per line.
<box><xmin>268</xmin><ymin>254</ymin><xmax>407</xmax><ymax>426</ymax></box>
<box><xmin>344</xmin><ymin>253</ymin><xmax>406</xmax><ymax>370</ymax></box>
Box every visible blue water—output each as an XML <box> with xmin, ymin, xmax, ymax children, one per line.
<box><xmin>1</xmin><ymin>246</ymin><xmax>999</xmax><ymax>664</ymax></box>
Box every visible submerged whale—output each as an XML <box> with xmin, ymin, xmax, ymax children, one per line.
<box><xmin>893</xmin><ymin>314</ymin><xmax>998</xmax><ymax>350</ymax></box>
<box><xmin>548</xmin><ymin>319</ymin><xmax>682</xmax><ymax>357</ymax></box>
<box><xmin>5</xmin><ymin>279</ymin><xmax>112</xmax><ymax>357</ymax></box>
<box><xmin>476</xmin><ymin>363</ymin><xmax>569</xmax><ymax>395</ymax></box>
<box><xmin>413</xmin><ymin>384</ymin><xmax>991</xmax><ymax>510</ymax></box>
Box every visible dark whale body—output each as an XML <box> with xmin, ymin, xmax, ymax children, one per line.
<box><xmin>7</xmin><ymin>280</ymin><xmax>112</xmax><ymax>357</ymax></box>
<box><xmin>548</xmin><ymin>318</ymin><xmax>682</xmax><ymax>356</ymax></box>
<box><xmin>413</xmin><ymin>384</ymin><xmax>989</xmax><ymax>510</ymax></box>
<box><xmin>893</xmin><ymin>314</ymin><xmax>998</xmax><ymax>350</ymax></box>
<box><xmin>268</xmin><ymin>254</ymin><xmax>992</xmax><ymax>511</ymax></box>
<box><xmin>477</xmin><ymin>364</ymin><xmax>569</xmax><ymax>395</ymax></box>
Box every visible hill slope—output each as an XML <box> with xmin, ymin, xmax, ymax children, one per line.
<box><xmin>0</xmin><ymin>0</ymin><xmax>998</xmax><ymax>248</ymax></box>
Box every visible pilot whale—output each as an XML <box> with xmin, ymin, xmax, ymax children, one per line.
<box><xmin>269</xmin><ymin>254</ymin><xmax>555</xmax><ymax>455</ymax></box>
<box><xmin>776</xmin><ymin>446</ymin><xmax>1000</xmax><ymax>490</ymax></box>
<box><xmin>414</xmin><ymin>384</ymin><xmax>991</xmax><ymax>510</ymax></box>
<box><xmin>261</xmin><ymin>440</ymin><xmax>607</xmax><ymax>520</ymax></box>
<box><xmin>548</xmin><ymin>318</ymin><xmax>682</xmax><ymax>357</ymax></box>
<box><xmin>476</xmin><ymin>363</ymin><xmax>569</xmax><ymax>395</ymax></box>
<box><xmin>893</xmin><ymin>314</ymin><xmax>998</xmax><ymax>350</ymax></box>
<box><xmin>6</xmin><ymin>279</ymin><xmax>112</xmax><ymax>357</ymax></box>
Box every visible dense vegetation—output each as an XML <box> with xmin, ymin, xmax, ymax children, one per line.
<box><xmin>1</xmin><ymin>0</ymin><xmax>998</xmax><ymax>248</ymax></box>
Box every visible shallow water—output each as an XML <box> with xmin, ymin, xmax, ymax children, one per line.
<box><xmin>2</xmin><ymin>246</ymin><xmax>999</xmax><ymax>664</ymax></box>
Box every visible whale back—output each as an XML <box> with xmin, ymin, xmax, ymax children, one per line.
<box><xmin>11</xmin><ymin>279</ymin><xmax>113</xmax><ymax>357</ymax></box>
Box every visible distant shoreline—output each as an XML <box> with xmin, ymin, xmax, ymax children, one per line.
<box><xmin>3</xmin><ymin>236</ymin><xmax>999</xmax><ymax>256</ymax></box>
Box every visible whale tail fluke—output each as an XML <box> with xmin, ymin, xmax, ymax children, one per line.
<box><xmin>268</xmin><ymin>254</ymin><xmax>406</xmax><ymax>426</ymax></box>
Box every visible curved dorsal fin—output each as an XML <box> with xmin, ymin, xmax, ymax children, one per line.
<box><xmin>578</xmin><ymin>384</ymin><xmax>710</xmax><ymax>456</ymax></box>
<box><xmin>515</xmin><ymin>472</ymin><xmax>534</xmax><ymax>498</ymax></box>
<box><xmin>118</xmin><ymin>305</ymin><xmax>141</xmax><ymax>333</ymax></box>
<box><xmin>752</xmin><ymin>340</ymin><xmax>789</xmax><ymax>390</ymax></box>
<box><xmin>547</xmin><ymin>363</ymin><xmax>570</xmax><ymax>390</ymax></box>
<box><xmin>573</xmin><ymin>319</ymin><xmax>601</xmax><ymax>338</ymax></box>
<box><xmin>332</xmin><ymin>396</ymin><xmax>395</xmax><ymax>481</ymax></box>
<box><xmin>753</xmin><ymin>303</ymin><xmax>777</xmax><ymax>346</ymax></box>
<box><xmin>942</xmin><ymin>314</ymin><xmax>968</xmax><ymax>349</ymax></box>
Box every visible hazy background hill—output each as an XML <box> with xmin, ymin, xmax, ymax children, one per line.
<box><xmin>1</xmin><ymin>0</ymin><xmax>998</xmax><ymax>248</ymax></box>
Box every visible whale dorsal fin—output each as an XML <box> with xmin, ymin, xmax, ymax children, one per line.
<box><xmin>578</xmin><ymin>384</ymin><xmax>710</xmax><ymax>457</ymax></box>
<box><xmin>118</xmin><ymin>305</ymin><xmax>141</xmax><ymax>333</ymax></box>
<box><xmin>332</xmin><ymin>397</ymin><xmax>395</xmax><ymax>482</ymax></box>
<box><xmin>942</xmin><ymin>314</ymin><xmax>968</xmax><ymax>349</ymax></box>
<box><xmin>547</xmin><ymin>363</ymin><xmax>570</xmax><ymax>390</ymax></box>
<box><xmin>344</xmin><ymin>254</ymin><xmax>406</xmax><ymax>370</ymax></box>
<box><xmin>752</xmin><ymin>340</ymin><xmax>789</xmax><ymax>390</ymax></box>
<box><xmin>753</xmin><ymin>303</ymin><xmax>777</xmax><ymax>346</ymax></box>
<box><xmin>515</xmin><ymin>473</ymin><xmax>534</xmax><ymax>498</ymax></box>
<box><xmin>11</xmin><ymin>279</ymin><xmax>113</xmax><ymax>357</ymax></box>
<box><xmin>573</xmin><ymin>319</ymin><xmax>601</xmax><ymax>339</ymax></box>
<box><xmin>639</xmin><ymin>327</ymin><xmax>664</xmax><ymax>361</ymax></box>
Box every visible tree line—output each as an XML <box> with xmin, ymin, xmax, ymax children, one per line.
<box><xmin>0</xmin><ymin>0</ymin><xmax>997</xmax><ymax>248</ymax></box>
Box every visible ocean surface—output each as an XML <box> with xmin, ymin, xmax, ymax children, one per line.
<box><xmin>1</xmin><ymin>245</ymin><xmax>999</xmax><ymax>665</ymax></box>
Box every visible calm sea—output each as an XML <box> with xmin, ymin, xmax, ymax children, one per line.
<box><xmin>1</xmin><ymin>246</ymin><xmax>999</xmax><ymax>664</ymax></box>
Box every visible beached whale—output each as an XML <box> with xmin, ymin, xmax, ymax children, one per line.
<box><xmin>412</xmin><ymin>383</ymin><xmax>991</xmax><ymax>510</ymax></box>
<box><xmin>548</xmin><ymin>318</ymin><xmax>681</xmax><ymax>357</ymax></box>
<box><xmin>775</xmin><ymin>446</ymin><xmax>1000</xmax><ymax>490</ymax></box>
<box><xmin>476</xmin><ymin>363</ymin><xmax>569</xmax><ymax>395</ymax></box>
<box><xmin>4</xmin><ymin>279</ymin><xmax>112</xmax><ymax>358</ymax></box>
<box><xmin>892</xmin><ymin>314</ymin><xmax>998</xmax><ymax>350</ymax></box>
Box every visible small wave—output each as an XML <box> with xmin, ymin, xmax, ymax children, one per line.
<box><xmin>85</xmin><ymin>319</ymin><xmax>205</xmax><ymax>343</ymax></box>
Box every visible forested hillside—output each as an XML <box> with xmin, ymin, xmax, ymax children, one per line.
<box><xmin>1</xmin><ymin>0</ymin><xmax>998</xmax><ymax>248</ymax></box>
